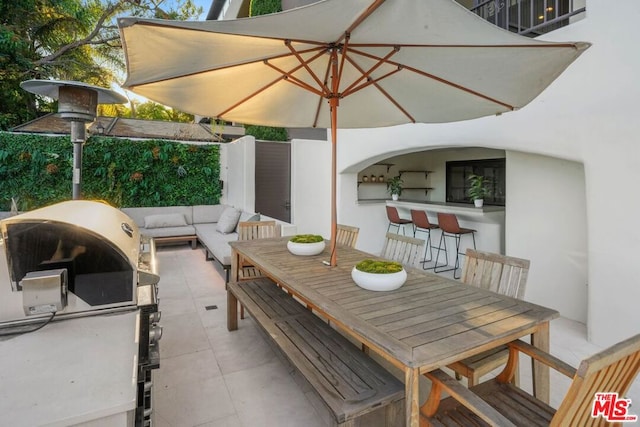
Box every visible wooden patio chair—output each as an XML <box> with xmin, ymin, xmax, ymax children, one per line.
<box><xmin>237</xmin><ymin>221</ymin><xmax>279</xmax><ymax>318</ymax></box>
<box><xmin>422</xmin><ymin>333</ymin><xmax>640</xmax><ymax>426</ymax></box>
<box><xmin>448</xmin><ymin>249</ymin><xmax>531</xmax><ymax>386</ymax></box>
<box><xmin>237</xmin><ymin>220</ymin><xmax>279</xmax><ymax>280</ymax></box>
<box><xmin>336</xmin><ymin>224</ymin><xmax>359</xmax><ymax>248</ymax></box>
<box><xmin>381</xmin><ymin>232</ymin><xmax>425</xmax><ymax>269</ymax></box>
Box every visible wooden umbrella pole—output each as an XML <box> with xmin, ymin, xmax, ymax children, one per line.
<box><xmin>329</xmin><ymin>46</ymin><xmax>340</xmax><ymax>267</ymax></box>
<box><xmin>329</xmin><ymin>96</ymin><xmax>338</xmax><ymax>267</ymax></box>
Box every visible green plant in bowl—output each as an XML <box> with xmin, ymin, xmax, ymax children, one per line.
<box><xmin>287</xmin><ymin>234</ymin><xmax>325</xmax><ymax>256</ymax></box>
<box><xmin>289</xmin><ymin>234</ymin><xmax>324</xmax><ymax>243</ymax></box>
<box><xmin>352</xmin><ymin>259</ymin><xmax>407</xmax><ymax>291</ymax></box>
<box><xmin>355</xmin><ymin>259</ymin><xmax>404</xmax><ymax>274</ymax></box>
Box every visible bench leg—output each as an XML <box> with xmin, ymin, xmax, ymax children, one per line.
<box><xmin>227</xmin><ymin>290</ymin><xmax>238</xmax><ymax>331</ymax></box>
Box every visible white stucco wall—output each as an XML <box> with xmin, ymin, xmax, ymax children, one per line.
<box><xmin>506</xmin><ymin>151</ymin><xmax>588</xmax><ymax>323</ymax></box>
<box><xmin>288</xmin><ymin>0</ymin><xmax>640</xmax><ymax>347</ymax></box>
<box><xmin>222</xmin><ymin>135</ymin><xmax>256</xmax><ymax>212</ymax></box>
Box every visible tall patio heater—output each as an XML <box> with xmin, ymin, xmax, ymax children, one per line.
<box><xmin>20</xmin><ymin>80</ymin><xmax>127</xmax><ymax>199</ymax></box>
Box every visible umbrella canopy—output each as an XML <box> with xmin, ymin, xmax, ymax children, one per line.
<box><xmin>118</xmin><ymin>0</ymin><xmax>589</xmax><ymax>266</ymax></box>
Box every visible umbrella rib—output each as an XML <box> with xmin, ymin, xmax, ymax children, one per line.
<box><xmin>345</xmin><ymin>56</ymin><xmax>416</xmax><ymax>123</ymax></box>
<box><xmin>314</xmin><ymin>59</ymin><xmax>333</xmax><ymax>128</ymax></box>
<box><xmin>344</xmin><ymin>42</ymin><xmax>581</xmax><ymax>49</ymax></box>
<box><xmin>341</xmin><ymin>45</ymin><xmax>400</xmax><ymax>96</ymax></box>
<box><xmin>343</xmin><ymin>66</ymin><xmax>403</xmax><ymax>98</ymax></box>
<box><xmin>286</xmin><ymin>40</ymin><xmax>330</xmax><ymax>97</ymax></box>
<box><xmin>264</xmin><ymin>51</ymin><xmax>328</xmax><ymax>97</ymax></box>
<box><xmin>127</xmin><ymin>44</ymin><xmax>325</xmax><ymax>88</ymax></box>
<box><xmin>217</xmin><ymin>47</ymin><xmax>329</xmax><ymax>118</ymax></box>
<box><xmin>350</xmin><ymin>47</ymin><xmax>517</xmax><ymax>111</ymax></box>
<box><xmin>216</xmin><ymin>75</ymin><xmax>285</xmax><ymax>118</ymax></box>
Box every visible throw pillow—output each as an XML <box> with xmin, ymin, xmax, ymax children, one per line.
<box><xmin>216</xmin><ymin>207</ymin><xmax>242</xmax><ymax>234</ymax></box>
<box><xmin>144</xmin><ymin>213</ymin><xmax>187</xmax><ymax>228</ymax></box>
<box><xmin>234</xmin><ymin>211</ymin><xmax>261</xmax><ymax>232</ymax></box>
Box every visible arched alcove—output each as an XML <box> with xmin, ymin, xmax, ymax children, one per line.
<box><xmin>343</xmin><ymin>146</ymin><xmax>588</xmax><ymax>324</ymax></box>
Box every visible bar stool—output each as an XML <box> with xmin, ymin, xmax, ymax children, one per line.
<box><xmin>386</xmin><ymin>206</ymin><xmax>412</xmax><ymax>235</ymax></box>
<box><xmin>410</xmin><ymin>209</ymin><xmax>439</xmax><ymax>269</ymax></box>
<box><xmin>434</xmin><ymin>212</ymin><xmax>476</xmax><ymax>279</ymax></box>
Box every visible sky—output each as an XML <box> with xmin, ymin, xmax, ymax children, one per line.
<box><xmin>193</xmin><ymin>0</ymin><xmax>213</xmax><ymax>19</ymax></box>
<box><xmin>163</xmin><ymin>0</ymin><xmax>213</xmax><ymax>20</ymax></box>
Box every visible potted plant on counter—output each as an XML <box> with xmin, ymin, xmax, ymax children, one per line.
<box><xmin>467</xmin><ymin>174</ymin><xmax>490</xmax><ymax>208</ymax></box>
<box><xmin>386</xmin><ymin>175</ymin><xmax>404</xmax><ymax>201</ymax></box>
<box><xmin>287</xmin><ymin>234</ymin><xmax>325</xmax><ymax>256</ymax></box>
<box><xmin>351</xmin><ymin>259</ymin><xmax>407</xmax><ymax>291</ymax></box>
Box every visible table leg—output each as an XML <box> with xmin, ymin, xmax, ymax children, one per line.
<box><xmin>227</xmin><ymin>291</ymin><xmax>238</xmax><ymax>331</ymax></box>
<box><xmin>405</xmin><ymin>367</ymin><xmax>420</xmax><ymax>427</ymax></box>
<box><xmin>531</xmin><ymin>321</ymin><xmax>550</xmax><ymax>403</ymax></box>
<box><xmin>230</xmin><ymin>248</ymin><xmax>240</xmax><ymax>283</ymax></box>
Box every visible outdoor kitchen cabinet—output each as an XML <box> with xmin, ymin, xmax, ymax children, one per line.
<box><xmin>0</xmin><ymin>310</ymin><xmax>139</xmax><ymax>427</ymax></box>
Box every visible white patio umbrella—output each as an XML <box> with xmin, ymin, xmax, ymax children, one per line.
<box><xmin>118</xmin><ymin>0</ymin><xmax>589</xmax><ymax>266</ymax></box>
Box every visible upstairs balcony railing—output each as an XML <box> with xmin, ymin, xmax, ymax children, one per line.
<box><xmin>469</xmin><ymin>0</ymin><xmax>586</xmax><ymax>37</ymax></box>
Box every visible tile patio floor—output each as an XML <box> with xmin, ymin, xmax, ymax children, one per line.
<box><xmin>152</xmin><ymin>245</ymin><xmax>640</xmax><ymax>427</ymax></box>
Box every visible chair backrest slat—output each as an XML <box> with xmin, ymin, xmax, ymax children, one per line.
<box><xmin>238</xmin><ymin>220</ymin><xmax>279</xmax><ymax>241</ymax></box>
<box><xmin>461</xmin><ymin>249</ymin><xmax>530</xmax><ymax>300</ymax></box>
<box><xmin>381</xmin><ymin>232</ymin><xmax>425</xmax><ymax>268</ymax></box>
<box><xmin>336</xmin><ymin>224</ymin><xmax>359</xmax><ymax>248</ymax></box>
<box><xmin>552</xmin><ymin>334</ymin><xmax>640</xmax><ymax>426</ymax></box>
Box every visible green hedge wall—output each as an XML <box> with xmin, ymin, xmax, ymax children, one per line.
<box><xmin>0</xmin><ymin>132</ymin><xmax>221</xmax><ymax>211</ymax></box>
<box><xmin>249</xmin><ymin>0</ymin><xmax>282</xmax><ymax>16</ymax></box>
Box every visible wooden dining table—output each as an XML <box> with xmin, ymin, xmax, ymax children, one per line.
<box><xmin>227</xmin><ymin>237</ymin><xmax>559</xmax><ymax>427</ymax></box>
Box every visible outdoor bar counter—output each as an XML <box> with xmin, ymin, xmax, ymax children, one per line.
<box><xmin>386</xmin><ymin>200</ymin><xmax>505</xmax><ymax>256</ymax></box>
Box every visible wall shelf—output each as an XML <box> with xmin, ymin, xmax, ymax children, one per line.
<box><xmin>357</xmin><ymin>181</ymin><xmax>387</xmax><ymax>187</ymax></box>
<box><xmin>374</xmin><ymin>162</ymin><xmax>395</xmax><ymax>173</ymax></box>
<box><xmin>399</xmin><ymin>170</ymin><xmax>433</xmax><ymax>179</ymax></box>
<box><xmin>402</xmin><ymin>187</ymin><xmax>434</xmax><ymax>195</ymax></box>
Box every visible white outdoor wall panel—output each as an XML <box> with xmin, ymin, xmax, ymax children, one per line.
<box><xmin>505</xmin><ymin>151</ymin><xmax>588</xmax><ymax>323</ymax></box>
<box><xmin>290</xmin><ymin>138</ymin><xmax>331</xmax><ymax>237</ymax></box>
<box><xmin>224</xmin><ymin>136</ymin><xmax>255</xmax><ymax>212</ymax></box>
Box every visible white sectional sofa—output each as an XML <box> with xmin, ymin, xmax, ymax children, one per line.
<box><xmin>121</xmin><ymin>205</ymin><xmax>294</xmax><ymax>281</ymax></box>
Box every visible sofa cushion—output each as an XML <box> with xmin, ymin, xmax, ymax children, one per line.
<box><xmin>142</xmin><ymin>225</ymin><xmax>197</xmax><ymax>238</ymax></box>
<box><xmin>216</xmin><ymin>207</ymin><xmax>241</xmax><ymax>234</ymax></box>
<box><xmin>122</xmin><ymin>206</ymin><xmax>193</xmax><ymax>227</ymax></box>
<box><xmin>193</xmin><ymin>204</ymin><xmax>228</xmax><ymax>224</ymax></box>
<box><xmin>195</xmin><ymin>224</ymin><xmax>237</xmax><ymax>266</ymax></box>
<box><xmin>144</xmin><ymin>213</ymin><xmax>188</xmax><ymax>229</ymax></box>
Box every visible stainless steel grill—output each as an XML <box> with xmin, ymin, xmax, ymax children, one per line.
<box><xmin>0</xmin><ymin>200</ymin><xmax>161</xmax><ymax>426</ymax></box>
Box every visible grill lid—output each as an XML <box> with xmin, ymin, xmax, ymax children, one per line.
<box><xmin>1</xmin><ymin>200</ymin><xmax>140</xmax><ymax>307</ymax></box>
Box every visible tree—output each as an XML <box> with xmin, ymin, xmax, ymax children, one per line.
<box><xmin>0</xmin><ymin>0</ymin><xmax>202</xmax><ymax>130</ymax></box>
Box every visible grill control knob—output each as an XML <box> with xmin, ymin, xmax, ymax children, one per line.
<box><xmin>149</xmin><ymin>324</ymin><xmax>163</xmax><ymax>344</ymax></box>
<box><xmin>149</xmin><ymin>311</ymin><xmax>161</xmax><ymax>323</ymax></box>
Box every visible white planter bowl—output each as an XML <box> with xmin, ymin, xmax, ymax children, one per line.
<box><xmin>351</xmin><ymin>267</ymin><xmax>407</xmax><ymax>292</ymax></box>
<box><xmin>287</xmin><ymin>240</ymin><xmax>325</xmax><ymax>256</ymax></box>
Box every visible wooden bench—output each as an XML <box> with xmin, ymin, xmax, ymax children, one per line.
<box><xmin>227</xmin><ymin>278</ymin><xmax>405</xmax><ymax>427</ymax></box>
